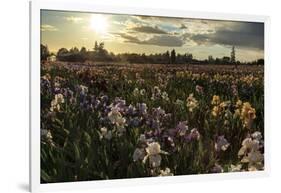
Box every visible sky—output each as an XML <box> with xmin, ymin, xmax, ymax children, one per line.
<box><xmin>41</xmin><ymin>10</ymin><xmax>264</xmax><ymax>62</ymax></box>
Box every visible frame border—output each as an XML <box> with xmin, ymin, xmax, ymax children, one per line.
<box><xmin>30</xmin><ymin>1</ymin><xmax>270</xmax><ymax>192</ymax></box>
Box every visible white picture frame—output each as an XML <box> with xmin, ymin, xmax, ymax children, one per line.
<box><xmin>30</xmin><ymin>1</ymin><xmax>270</xmax><ymax>192</ymax></box>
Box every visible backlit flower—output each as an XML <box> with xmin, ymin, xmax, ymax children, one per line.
<box><xmin>186</xmin><ymin>93</ymin><xmax>198</xmax><ymax>112</ymax></box>
<box><xmin>251</xmin><ymin>131</ymin><xmax>262</xmax><ymax>141</ymax></box>
<box><xmin>148</xmin><ymin>154</ymin><xmax>162</xmax><ymax>168</ymax></box>
<box><xmin>229</xmin><ymin>164</ymin><xmax>242</xmax><ymax>172</ymax></box>
<box><xmin>140</xmin><ymin>89</ymin><xmax>146</xmax><ymax>96</ymax></box>
<box><xmin>161</xmin><ymin>91</ymin><xmax>169</xmax><ymax>101</ymax></box>
<box><xmin>100</xmin><ymin>127</ymin><xmax>112</xmax><ymax>140</ymax></box>
<box><xmin>215</xmin><ymin>135</ymin><xmax>230</xmax><ymax>152</ymax></box>
<box><xmin>146</xmin><ymin>142</ymin><xmax>161</xmax><ymax>155</ymax></box>
<box><xmin>240</xmin><ymin>102</ymin><xmax>256</xmax><ymax>129</ymax></box>
<box><xmin>211</xmin><ymin>106</ymin><xmax>219</xmax><ymax>117</ymax></box>
<box><xmin>108</xmin><ymin>106</ymin><xmax>126</xmax><ymax>134</ymax></box>
<box><xmin>211</xmin><ymin>95</ymin><xmax>220</xmax><ymax>105</ymax></box>
<box><xmin>151</xmin><ymin>86</ymin><xmax>161</xmax><ymax>100</ymax></box>
<box><xmin>55</xmin><ymin>93</ymin><xmax>65</xmax><ymax>104</ymax></box>
<box><xmin>50</xmin><ymin>93</ymin><xmax>65</xmax><ymax>112</ymax></box>
<box><xmin>143</xmin><ymin>142</ymin><xmax>168</xmax><ymax>168</ymax></box>
<box><xmin>133</xmin><ymin>88</ymin><xmax>140</xmax><ymax>96</ymax></box>
<box><xmin>196</xmin><ymin>85</ymin><xmax>204</xmax><ymax>94</ymax></box>
<box><xmin>238</xmin><ymin>132</ymin><xmax>264</xmax><ymax>171</ymax></box>
<box><xmin>79</xmin><ymin>85</ymin><xmax>88</xmax><ymax>95</ymax></box>
<box><xmin>108</xmin><ymin>106</ymin><xmax>122</xmax><ymax>124</ymax></box>
<box><xmin>235</xmin><ymin>100</ymin><xmax>242</xmax><ymax>108</ymax></box>
<box><xmin>158</xmin><ymin>168</ymin><xmax>173</xmax><ymax>176</ymax></box>
<box><xmin>176</xmin><ymin>121</ymin><xmax>188</xmax><ymax>136</ymax></box>
<box><xmin>133</xmin><ymin>148</ymin><xmax>146</xmax><ymax>162</ymax></box>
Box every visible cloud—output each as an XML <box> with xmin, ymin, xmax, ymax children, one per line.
<box><xmin>134</xmin><ymin>15</ymin><xmax>183</xmax><ymax>25</ymax></box>
<box><xmin>187</xmin><ymin>22</ymin><xmax>264</xmax><ymax>50</ymax></box>
<box><xmin>41</xmin><ymin>24</ymin><xmax>58</xmax><ymax>32</ymax></box>
<box><xmin>171</xmin><ymin>31</ymin><xmax>180</xmax><ymax>35</ymax></box>
<box><xmin>118</xmin><ymin>33</ymin><xmax>184</xmax><ymax>47</ymax></box>
<box><xmin>130</xmin><ymin>26</ymin><xmax>168</xmax><ymax>34</ymax></box>
<box><xmin>116</xmin><ymin>33</ymin><xmax>141</xmax><ymax>43</ymax></box>
<box><xmin>65</xmin><ymin>16</ymin><xmax>83</xmax><ymax>23</ymax></box>
<box><xmin>143</xmin><ymin>35</ymin><xmax>184</xmax><ymax>47</ymax></box>
<box><xmin>189</xmin><ymin>34</ymin><xmax>210</xmax><ymax>45</ymax></box>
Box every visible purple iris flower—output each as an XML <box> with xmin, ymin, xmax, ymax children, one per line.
<box><xmin>137</xmin><ymin>103</ymin><xmax>147</xmax><ymax>115</ymax></box>
<box><xmin>184</xmin><ymin>128</ymin><xmax>200</xmax><ymax>142</ymax></box>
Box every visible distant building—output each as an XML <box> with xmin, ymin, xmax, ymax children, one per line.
<box><xmin>47</xmin><ymin>55</ymin><xmax>56</xmax><ymax>62</ymax></box>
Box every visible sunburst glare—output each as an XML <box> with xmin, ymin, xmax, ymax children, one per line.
<box><xmin>90</xmin><ymin>14</ymin><xmax>108</xmax><ymax>34</ymax></box>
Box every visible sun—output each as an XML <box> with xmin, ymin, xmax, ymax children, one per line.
<box><xmin>90</xmin><ymin>15</ymin><xmax>108</xmax><ymax>34</ymax></box>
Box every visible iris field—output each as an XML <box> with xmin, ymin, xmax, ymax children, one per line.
<box><xmin>41</xmin><ymin>62</ymin><xmax>264</xmax><ymax>183</ymax></box>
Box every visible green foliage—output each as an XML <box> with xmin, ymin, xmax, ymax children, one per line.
<box><xmin>41</xmin><ymin>44</ymin><xmax>50</xmax><ymax>61</ymax></box>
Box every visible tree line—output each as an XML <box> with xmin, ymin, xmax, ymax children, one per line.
<box><xmin>41</xmin><ymin>42</ymin><xmax>264</xmax><ymax>65</ymax></box>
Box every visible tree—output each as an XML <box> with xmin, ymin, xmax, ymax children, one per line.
<box><xmin>186</xmin><ymin>53</ymin><xmax>193</xmax><ymax>63</ymax></box>
<box><xmin>80</xmin><ymin>47</ymin><xmax>87</xmax><ymax>53</ymax></box>
<box><xmin>208</xmin><ymin>55</ymin><xmax>214</xmax><ymax>64</ymax></box>
<box><xmin>230</xmin><ymin>46</ymin><xmax>236</xmax><ymax>67</ymax></box>
<box><xmin>257</xmin><ymin>58</ymin><xmax>264</xmax><ymax>65</ymax></box>
<box><xmin>57</xmin><ymin>48</ymin><xmax>68</xmax><ymax>55</ymax></box>
<box><xmin>57</xmin><ymin>48</ymin><xmax>69</xmax><ymax>61</ymax></box>
<box><xmin>98</xmin><ymin>42</ymin><xmax>105</xmax><ymax>51</ymax></box>
<box><xmin>92</xmin><ymin>41</ymin><xmax>110</xmax><ymax>61</ymax></box>
<box><xmin>222</xmin><ymin>56</ymin><xmax>230</xmax><ymax>64</ymax></box>
<box><xmin>41</xmin><ymin>44</ymin><xmax>50</xmax><ymax>61</ymax></box>
<box><xmin>68</xmin><ymin>47</ymin><xmax>83</xmax><ymax>62</ymax></box>
<box><xmin>94</xmin><ymin>41</ymin><xmax>99</xmax><ymax>52</ymax></box>
<box><xmin>80</xmin><ymin>47</ymin><xmax>88</xmax><ymax>61</ymax></box>
<box><xmin>69</xmin><ymin>47</ymin><xmax>79</xmax><ymax>54</ymax></box>
<box><xmin>165</xmin><ymin>51</ymin><xmax>170</xmax><ymax>64</ymax></box>
<box><xmin>171</xmin><ymin>49</ymin><xmax>176</xmax><ymax>64</ymax></box>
